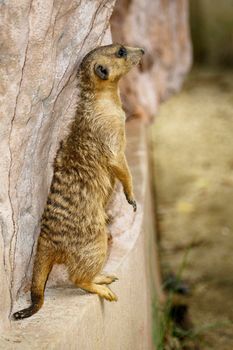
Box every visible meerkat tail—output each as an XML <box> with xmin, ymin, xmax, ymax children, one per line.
<box><xmin>13</xmin><ymin>242</ymin><xmax>54</xmax><ymax>320</ymax></box>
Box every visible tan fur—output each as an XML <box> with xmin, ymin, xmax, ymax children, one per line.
<box><xmin>13</xmin><ymin>44</ymin><xmax>144</xmax><ymax>320</ymax></box>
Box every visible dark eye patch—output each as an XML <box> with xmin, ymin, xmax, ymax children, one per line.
<box><xmin>116</xmin><ymin>46</ymin><xmax>127</xmax><ymax>58</ymax></box>
<box><xmin>94</xmin><ymin>64</ymin><xmax>109</xmax><ymax>80</ymax></box>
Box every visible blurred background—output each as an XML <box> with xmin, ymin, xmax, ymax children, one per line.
<box><xmin>150</xmin><ymin>1</ymin><xmax>233</xmax><ymax>349</ymax></box>
<box><xmin>190</xmin><ymin>0</ymin><xmax>233</xmax><ymax>67</ymax></box>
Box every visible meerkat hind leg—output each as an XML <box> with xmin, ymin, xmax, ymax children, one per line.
<box><xmin>78</xmin><ymin>281</ymin><xmax>118</xmax><ymax>302</ymax></box>
<box><xmin>93</xmin><ymin>274</ymin><xmax>118</xmax><ymax>285</ymax></box>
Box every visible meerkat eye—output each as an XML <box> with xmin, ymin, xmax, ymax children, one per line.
<box><xmin>116</xmin><ymin>47</ymin><xmax>127</xmax><ymax>58</ymax></box>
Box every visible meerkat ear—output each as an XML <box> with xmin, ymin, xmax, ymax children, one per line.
<box><xmin>94</xmin><ymin>64</ymin><xmax>109</xmax><ymax>80</ymax></box>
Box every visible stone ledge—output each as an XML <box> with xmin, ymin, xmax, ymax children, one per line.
<box><xmin>1</xmin><ymin>120</ymin><xmax>160</xmax><ymax>349</ymax></box>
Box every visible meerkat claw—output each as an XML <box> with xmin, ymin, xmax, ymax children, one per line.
<box><xmin>127</xmin><ymin>197</ymin><xmax>137</xmax><ymax>212</ymax></box>
<box><xmin>132</xmin><ymin>200</ymin><xmax>137</xmax><ymax>212</ymax></box>
<box><xmin>93</xmin><ymin>274</ymin><xmax>118</xmax><ymax>285</ymax></box>
<box><xmin>106</xmin><ymin>275</ymin><xmax>118</xmax><ymax>284</ymax></box>
<box><xmin>111</xmin><ymin>276</ymin><xmax>119</xmax><ymax>282</ymax></box>
<box><xmin>105</xmin><ymin>290</ymin><xmax>118</xmax><ymax>302</ymax></box>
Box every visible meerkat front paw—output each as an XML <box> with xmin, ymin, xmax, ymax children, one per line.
<box><xmin>125</xmin><ymin>193</ymin><xmax>137</xmax><ymax>212</ymax></box>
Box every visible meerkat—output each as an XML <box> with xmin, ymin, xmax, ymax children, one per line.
<box><xmin>13</xmin><ymin>44</ymin><xmax>144</xmax><ymax>320</ymax></box>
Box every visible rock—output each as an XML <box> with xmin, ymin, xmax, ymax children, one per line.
<box><xmin>0</xmin><ymin>0</ymin><xmax>116</xmax><ymax>330</ymax></box>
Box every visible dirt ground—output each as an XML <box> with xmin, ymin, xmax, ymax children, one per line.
<box><xmin>150</xmin><ymin>69</ymin><xmax>233</xmax><ymax>349</ymax></box>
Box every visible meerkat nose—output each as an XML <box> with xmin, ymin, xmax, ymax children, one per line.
<box><xmin>140</xmin><ymin>48</ymin><xmax>145</xmax><ymax>55</ymax></box>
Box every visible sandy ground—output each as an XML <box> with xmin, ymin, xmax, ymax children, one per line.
<box><xmin>150</xmin><ymin>69</ymin><xmax>233</xmax><ymax>349</ymax></box>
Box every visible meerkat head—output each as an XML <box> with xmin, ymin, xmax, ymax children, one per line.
<box><xmin>79</xmin><ymin>44</ymin><xmax>145</xmax><ymax>87</ymax></box>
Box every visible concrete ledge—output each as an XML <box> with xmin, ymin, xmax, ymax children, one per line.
<box><xmin>1</xmin><ymin>120</ymin><xmax>161</xmax><ymax>349</ymax></box>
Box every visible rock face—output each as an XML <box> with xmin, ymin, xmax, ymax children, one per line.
<box><xmin>0</xmin><ymin>0</ymin><xmax>191</xmax><ymax>332</ymax></box>
<box><xmin>111</xmin><ymin>0</ymin><xmax>192</xmax><ymax>120</ymax></box>
<box><xmin>0</xmin><ymin>0</ymin><xmax>116</xmax><ymax>329</ymax></box>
